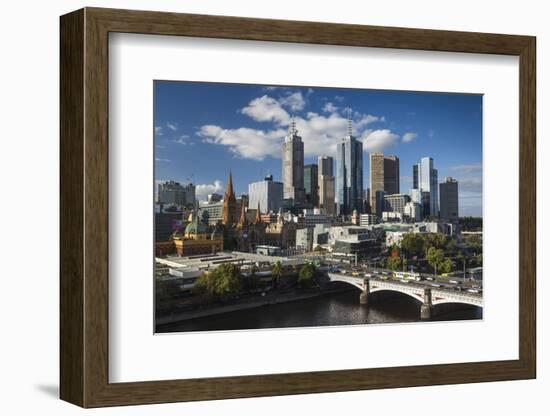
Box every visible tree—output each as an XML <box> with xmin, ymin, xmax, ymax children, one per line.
<box><xmin>464</xmin><ymin>234</ymin><xmax>483</xmax><ymax>254</ymax></box>
<box><xmin>155</xmin><ymin>279</ymin><xmax>181</xmax><ymax>312</ymax></box>
<box><xmin>459</xmin><ymin>216</ymin><xmax>483</xmax><ymax>232</ymax></box>
<box><xmin>193</xmin><ymin>263</ymin><xmax>242</xmax><ymax>302</ymax></box>
<box><xmin>439</xmin><ymin>258</ymin><xmax>453</xmax><ymax>274</ymax></box>
<box><xmin>272</xmin><ymin>261</ymin><xmax>283</xmax><ymax>289</ymax></box>
<box><xmin>426</xmin><ymin>247</ymin><xmax>445</xmax><ymax>276</ymax></box>
<box><xmin>424</xmin><ymin>233</ymin><xmax>449</xmax><ymax>254</ymax></box>
<box><xmin>386</xmin><ymin>256</ymin><xmax>401</xmax><ymax>271</ymax></box>
<box><xmin>298</xmin><ymin>263</ymin><xmax>316</xmax><ymax>288</ymax></box>
<box><xmin>400</xmin><ymin>233</ymin><xmax>424</xmax><ymax>258</ymax></box>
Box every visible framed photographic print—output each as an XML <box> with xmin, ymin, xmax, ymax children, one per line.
<box><xmin>60</xmin><ymin>7</ymin><xmax>536</xmax><ymax>408</ymax></box>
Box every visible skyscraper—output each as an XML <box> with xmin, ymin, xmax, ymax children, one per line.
<box><xmin>417</xmin><ymin>157</ymin><xmax>439</xmax><ymax>217</ymax></box>
<box><xmin>412</xmin><ymin>164</ymin><xmax>419</xmax><ymax>189</ymax></box>
<box><xmin>369</xmin><ymin>153</ymin><xmax>400</xmax><ymax>216</ymax></box>
<box><xmin>439</xmin><ymin>176</ymin><xmax>459</xmax><ymax>221</ymax></box>
<box><xmin>248</xmin><ymin>175</ymin><xmax>284</xmax><ymax>214</ymax></box>
<box><xmin>384</xmin><ymin>156</ymin><xmax>400</xmax><ymax>195</ymax></box>
<box><xmin>304</xmin><ymin>164</ymin><xmax>319</xmax><ymax>207</ymax></box>
<box><xmin>157</xmin><ymin>180</ymin><xmax>196</xmax><ymax>208</ymax></box>
<box><xmin>282</xmin><ymin>119</ymin><xmax>305</xmax><ymax>204</ymax></box>
<box><xmin>318</xmin><ymin>156</ymin><xmax>335</xmax><ymax>216</ymax></box>
<box><xmin>336</xmin><ymin>112</ymin><xmax>363</xmax><ymax>215</ymax></box>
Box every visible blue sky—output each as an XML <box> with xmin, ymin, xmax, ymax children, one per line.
<box><xmin>154</xmin><ymin>81</ymin><xmax>483</xmax><ymax>216</ymax></box>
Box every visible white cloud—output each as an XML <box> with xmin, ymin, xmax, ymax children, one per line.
<box><xmin>240</xmin><ymin>95</ymin><xmax>290</xmax><ymax>125</ymax></box>
<box><xmin>334</xmin><ymin>95</ymin><xmax>345</xmax><ymax>102</ymax></box>
<box><xmin>402</xmin><ymin>132</ymin><xmax>418</xmax><ymax>143</ymax></box>
<box><xmin>306</xmin><ymin>88</ymin><xmax>315</xmax><ymax>96</ymax></box>
<box><xmin>323</xmin><ymin>102</ymin><xmax>338</xmax><ymax>113</ymax></box>
<box><xmin>280</xmin><ymin>92</ymin><xmax>306</xmax><ymax>111</ymax></box>
<box><xmin>154</xmin><ymin>126</ymin><xmax>163</xmax><ymax>136</ymax></box>
<box><xmin>196</xmin><ymin>180</ymin><xmax>224</xmax><ymax>199</ymax></box>
<box><xmin>361</xmin><ymin>129</ymin><xmax>400</xmax><ymax>152</ymax></box>
<box><xmin>200</xmin><ymin>94</ymin><xmax>388</xmax><ymax>160</ymax></box>
<box><xmin>173</xmin><ymin>134</ymin><xmax>191</xmax><ymax>145</ymax></box>
<box><xmin>166</xmin><ymin>122</ymin><xmax>178</xmax><ymax>131</ymax></box>
<box><xmin>155</xmin><ymin>157</ymin><xmax>171</xmax><ymax>162</ymax></box>
<box><xmin>197</xmin><ymin>125</ymin><xmax>286</xmax><ymax>161</ymax></box>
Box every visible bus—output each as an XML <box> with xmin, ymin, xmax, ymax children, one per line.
<box><xmin>394</xmin><ymin>271</ymin><xmax>422</xmax><ymax>281</ymax></box>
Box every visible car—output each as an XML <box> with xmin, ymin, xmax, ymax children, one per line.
<box><xmin>431</xmin><ymin>283</ymin><xmax>442</xmax><ymax>288</ymax></box>
<box><xmin>400</xmin><ymin>279</ymin><xmax>410</xmax><ymax>283</ymax></box>
<box><xmin>426</xmin><ymin>277</ymin><xmax>434</xmax><ymax>281</ymax></box>
<box><xmin>449</xmin><ymin>280</ymin><xmax>459</xmax><ymax>284</ymax></box>
<box><xmin>467</xmin><ymin>288</ymin><xmax>480</xmax><ymax>293</ymax></box>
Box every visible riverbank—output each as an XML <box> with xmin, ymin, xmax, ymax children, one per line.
<box><xmin>155</xmin><ymin>286</ymin><xmax>353</xmax><ymax>327</ymax></box>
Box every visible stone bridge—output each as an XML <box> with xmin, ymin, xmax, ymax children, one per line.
<box><xmin>328</xmin><ymin>273</ymin><xmax>483</xmax><ymax>320</ymax></box>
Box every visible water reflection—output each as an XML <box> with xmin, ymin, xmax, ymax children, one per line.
<box><xmin>157</xmin><ymin>290</ymin><xmax>482</xmax><ymax>333</ymax></box>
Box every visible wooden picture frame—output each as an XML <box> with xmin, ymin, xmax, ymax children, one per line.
<box><xmin>60</xmin><ymin>7</ymin><xmax>536</xmax><ymax>408</ymax></box>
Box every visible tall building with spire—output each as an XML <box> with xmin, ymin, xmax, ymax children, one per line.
<box><xmin>336</xmin><ymin>109</ymin><xmax>363</xmax><ymax>215</ymax></box>
<box><xmin>222</xmin><ymin>171</ymin><xmax>238</xmax><ymax>225</ymax></box>
<box><xmin>282</xmin><ymin>118</ymin><xmax>305</xmax><ymax>204</ymax></box>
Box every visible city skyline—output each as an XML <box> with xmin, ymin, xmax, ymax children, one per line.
<box><xmin>154</xmin><ymin>81</ymin><xmax>482</xmax><ymax>216</ymax></box>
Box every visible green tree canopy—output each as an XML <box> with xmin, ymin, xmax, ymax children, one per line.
<box><xmin>386</xmin><ymin>256</ymin><xmax>401</xmax><ymax>271</ymax></box>
<box><xmin>426</xmin><ymin>246</ymin><xmax>445</xmax><ymax>275</ymax></box>
<box><xmin>272</xmin><ymin>261</ymin><xmax>283</xmax><ymax>289</ymax></box>
<box><xmin>400</xmin><ymin>233</ymin><xmax>425</xmax><ymax>258</ymax></box>
<box><xmin>464</xmin><ymin>234</ymin><xmax>483</xmax><ymax>254</ymax></box>
<box><xmin>298</xmin><ymin>263</ymin><xmax>316</xmax><ymax>288</ymax></box>
<box><xmin>193</xmin><ymin>263</ymin><xmax>242</xmax><ymax>302</ymax></box>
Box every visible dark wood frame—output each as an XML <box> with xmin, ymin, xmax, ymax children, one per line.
<box><xmin>60</xmin><ymin>7</ymin><xmax>536</xmax><ymax>408</ymax></box>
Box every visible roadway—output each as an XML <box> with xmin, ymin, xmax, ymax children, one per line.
<box><xmin>321</xmin><ymin>260</ymin><xmax>483</xmax><ymax>295</ymax></box>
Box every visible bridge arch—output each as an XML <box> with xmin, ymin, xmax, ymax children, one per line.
<box><xmin>369</xmin><ymin>287</ymin><xmax>425</xmax><ymax>304</ymax></box>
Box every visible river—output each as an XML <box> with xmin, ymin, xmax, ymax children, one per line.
<box><xmin>157</xmin><ymin>289</ymin><xmax>483</xmax><ymax>333</ymax></box>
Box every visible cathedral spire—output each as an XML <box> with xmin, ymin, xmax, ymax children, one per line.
<box><xmin>253</xmin><ymin>201</ymin><xmax>262</xmax><ymax>224</ymax></box>
<box><xmin>225</xmin><ymin>170</ymin><xmax>234</xmax><ymax>198</ymax></box>
<box><xmin>237</xmin><ymin>200</ymin><xmax>248</xmax><ymax>229</ymax></box>
<box><xmin>222</xmin><ymin>170</ymin><xmax>237</xmax><ymax>225</ymax></box>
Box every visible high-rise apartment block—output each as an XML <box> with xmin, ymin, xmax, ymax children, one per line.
<box><xmin>439</xmin><ymin>176</ymin><xmax>459</xmax><ymax>221</ymax></box>
<box><xmin>304</xmin><ymin>164</ymin><xmax>319</xmax><ymax>207</ymax></box>
<box><xmin>318</xmin><ymin>155</ymin><xmax>335</xmax><ymax>216</ymax></box>
<box><xmin>157</xmin><ymin>180</ymin><xmax>196</xmax><ymax>208</ymax></box>
<box><xmin>248</xmin><ymin>175</ymin><xmax>284</xmax><ymax>214</ymax></box>
<box><xmin>383</xmin><ymin>193</ymin><xmax>411</xmax><ymax>215</ymax></box>
<box><xmin>369</xmin><ymin>153</ymin><xmax>400</xmax><ymax>216</ymax></box>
